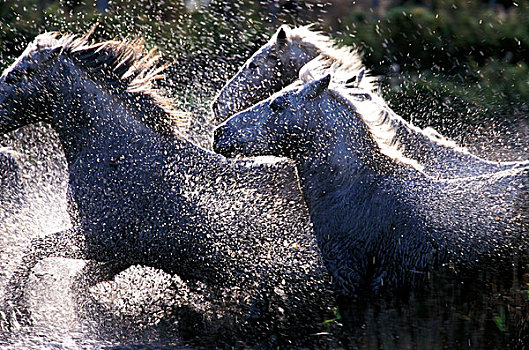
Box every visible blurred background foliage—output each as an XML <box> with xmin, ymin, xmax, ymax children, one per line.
<box><xmin>0</xmin><ymin>0</ymin><xmax>528</xmax><ymax>141</ymax></box>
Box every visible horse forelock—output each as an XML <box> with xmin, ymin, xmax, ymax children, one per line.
<box><xmin>32</xmin><ymin>31</ymin><xmax>188</xmax><ymax>132</ymax></box>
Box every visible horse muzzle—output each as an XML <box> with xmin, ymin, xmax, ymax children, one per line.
<box><xmin>0</xmin><ymin>83</ymin><xmax>33</xmax><ymax>135</ymax></box>
<box><xmin>213</xmin><ymin>126</ymin><xmax>239</xmax><ymax>158</ymax></box>
<box><xmin>0</xmin><ymin>86</ymin><xmax>15</xmax><ymax>135</ymax></box>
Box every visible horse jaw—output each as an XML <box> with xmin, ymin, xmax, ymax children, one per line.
<box><xmin>212</xmin><ymin>125</ymin><xmax>264</xmax><ymax>158</ymax></box>
<box><xmin>213</xmin><ymin>115</ymin><xmax>277</xmax><ymax>159</ymax></box>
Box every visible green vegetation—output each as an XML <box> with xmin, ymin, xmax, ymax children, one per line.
<box><xmin>335</xmin><ymin>1</ymin><xmax>529</xmax><ymax>125</ymax></box>
<box><xmin>2</xmin><ymin>0</ymin><xmax>528</xmax><ymax>128</ymax></box>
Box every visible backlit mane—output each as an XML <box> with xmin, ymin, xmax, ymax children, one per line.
<box><xmin>32</xmin><ymin>31</ymin><xmax>188</xmax><ymax>133</ymax></box>
<box><xmin>299</xmin><ymin>58</ymin><xmax>469</xmax><ymax>172</ymax></box>
<box><xmin>289</xmin><ymin>26</ymin><xmax>375</xmax><ymax>89</ymax></box>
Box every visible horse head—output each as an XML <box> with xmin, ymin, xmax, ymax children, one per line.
<box><xmin>212</xmin><ymin>25</ymin><xmax>365</xmax><ymax>126</ymax></box>
<box><xmin>214</xmin><ymin>56</ymin><xmax>389</xmax><ymax>170</ymax></box>
<box><xmin>213</xmin><ymin>71</ymin><xmax>332</xmax><ymax>159</ymax></box>
<box><xmin>0</xmin><ymin>31</ymin><xmax>186</xmax><ymax>142</ymax></box>
<box><xmin>0</xmin><ymin>34</ymin><xmax>64</xmax><ymax>134</ymax></box>
<box><xmin>212</xmin><ymin>25</ymin><xmax>319</xmax><ymax>124</ymax></box>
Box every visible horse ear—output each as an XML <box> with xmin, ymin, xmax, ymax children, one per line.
<box><xmin>277</xmin><ymin>26</ymin><xmax>288</xmax><ymax>41</ymax></box>
<box><xmin>275</xmin><ymin>25</ymin><xmax>289</xmax><ymax>51</ymax></box>
<box><xmin>345</xmin><ymin>76</ymin><xmax>356</xmax><ymax>85</ymax></box>
<box><xmin>345</xmin><ymin>68</ymin><xmax>365</xmax><ymax>88</ymax></box>
<box><xmin>357</xmin><ymin>68</ymin><xmax>365</xmax><ymax>85</ymax></box>
<box><xmin>307</xmin><ymin>74</ymin><xmax>331</xmax><ymax>99</ymax></box>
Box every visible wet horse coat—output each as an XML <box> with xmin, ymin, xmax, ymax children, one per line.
<box><xmin>214</xmin><ymin>60</ymin><xmax>529</xmax><ymax>296</ymax></box>
<box><xmin>0</xmin><ymin>32</ymin><xmax>331</xmax><ymax>336</ymax></box>
<box><xmin>214</xmin><ymin>25</ymin><xmax>524</xmax><ymax>179</ymax></box>
<box><xmin>0</xmin><ymin>149</ymin><xmax>25</xmax><ymax>229</ymax></box>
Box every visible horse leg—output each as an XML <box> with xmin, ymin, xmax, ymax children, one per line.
<box><xmin>0</xmin><ymin>226</ymin><xmax>88</xmax><ymax>334</ymax></box>
<box><xmin>70</xmin><ymin>259</ymin><xmax>130</xmax><ymax>331</ymax></box>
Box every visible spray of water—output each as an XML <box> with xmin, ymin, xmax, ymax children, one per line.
<box><xmin>1</xmin><ymin>0</ymin><xmax>528</xmax><ymax>348</ymax></box>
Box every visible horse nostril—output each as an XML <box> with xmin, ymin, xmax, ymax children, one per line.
<box><xmin>213</xmin><ymin>126</ymin><xmax>222</xmax><ymax>142</ymax></box>
<box><xmin>212</xmin><ymin>101</ymin><xmax>219</xmax><ymax>115</ymax></box>
<box><xmin>212</xmin><ymin>100</ymin><xmax>229</xmax><ymax>124</ymax></box>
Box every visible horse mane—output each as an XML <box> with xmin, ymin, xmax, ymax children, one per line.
<box><xmin>299</xmin><ymin>57</ymin><xmax>470</xmax><ymax>172</ymax></box>
<box><xmin>288</xmin><ymin>26</ymin><xmax>375</xmax><ymax>88</ymax></box>
<box><xmin>32</xmin><ymin>31</ymin><xmax>188</xmax><ymax>134</ymax></box>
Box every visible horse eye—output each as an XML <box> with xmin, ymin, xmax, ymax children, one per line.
<box><xmin>248</xmin><ymin>62</ymin><xmax>258</xmax><ymax>69</ymax></box>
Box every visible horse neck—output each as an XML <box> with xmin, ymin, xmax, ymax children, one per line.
<box><xmin>385</xmin><ymin>106</ymin><xmax>509</xmax><ymax>177</ymax></box>
<box><xmin>294</xmin><ymin>97</ymin><xmax>393</xmax><ymax>219</ymax></box>
<box><xmin>48</xmin><ymin>59</ymin><xmax>258</xmax><ymax>173</ymax></box>
<box><xmin>50</xmin><ymin>59</ymin><xmax>173</xmax><ymax>165</ymax></box>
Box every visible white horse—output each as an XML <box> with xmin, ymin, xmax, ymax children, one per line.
<box><xmin>0</xmin><ymin>32</ymin><xmax>332</xmax><ymax>342</ymax></box>
<box><xmin>214</xmin><ymin>25</ymin><xmax>522</xmax><ymax>179</ymax></box>
<box><xmin>212</xmin><ymin>24</ymin><xmax>362</xmax><ymax>124</ymax></box>
<box><xmin>214</xmin><ymin>59</ymin><xmax>529</xmax><ymax>297</ymax></box>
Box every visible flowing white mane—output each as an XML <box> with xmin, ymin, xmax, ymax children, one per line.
<box><xmin>288</xmin><ymin>26</ymin><xmax>376</xmax><ymax>89</ymax></box>
<box><xmin>29</xmin><ymin>31</ymin><xmax>189</xmax><ymax>132</ymax></box>
<box><xmin>299</xmin><ymin>57</ymin><xmax>470</xmax><ymax>172</ymax></box>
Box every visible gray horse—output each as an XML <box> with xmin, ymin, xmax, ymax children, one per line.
<box><xmin>214</xmin><ymin>59</ymin><xmax>529</xmax><ymax>297</ymax></box>
<box><xmin>0</xmin><ymin>149</ymin><xmax>22</xmax><ymax>203</ymax></box>
<box><xmin>0</xmin><ymin>32</ymin><xmax>332</xmax><ymax>342</ymax></box>
<box><xmin>211</xmin><ymin>24</ymin><xmax>360</xmax><ymax>123</ymax></box>
<box><xmin>214</xmin><ymin>25</ymin><xmax>522</xmax><ymax>179</ymax></box>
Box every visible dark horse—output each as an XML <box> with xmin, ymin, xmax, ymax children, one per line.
<box><xmin>0</xmin><ymin>32</ymin><xmax>331</xmax><ymax>342</ymax></box>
